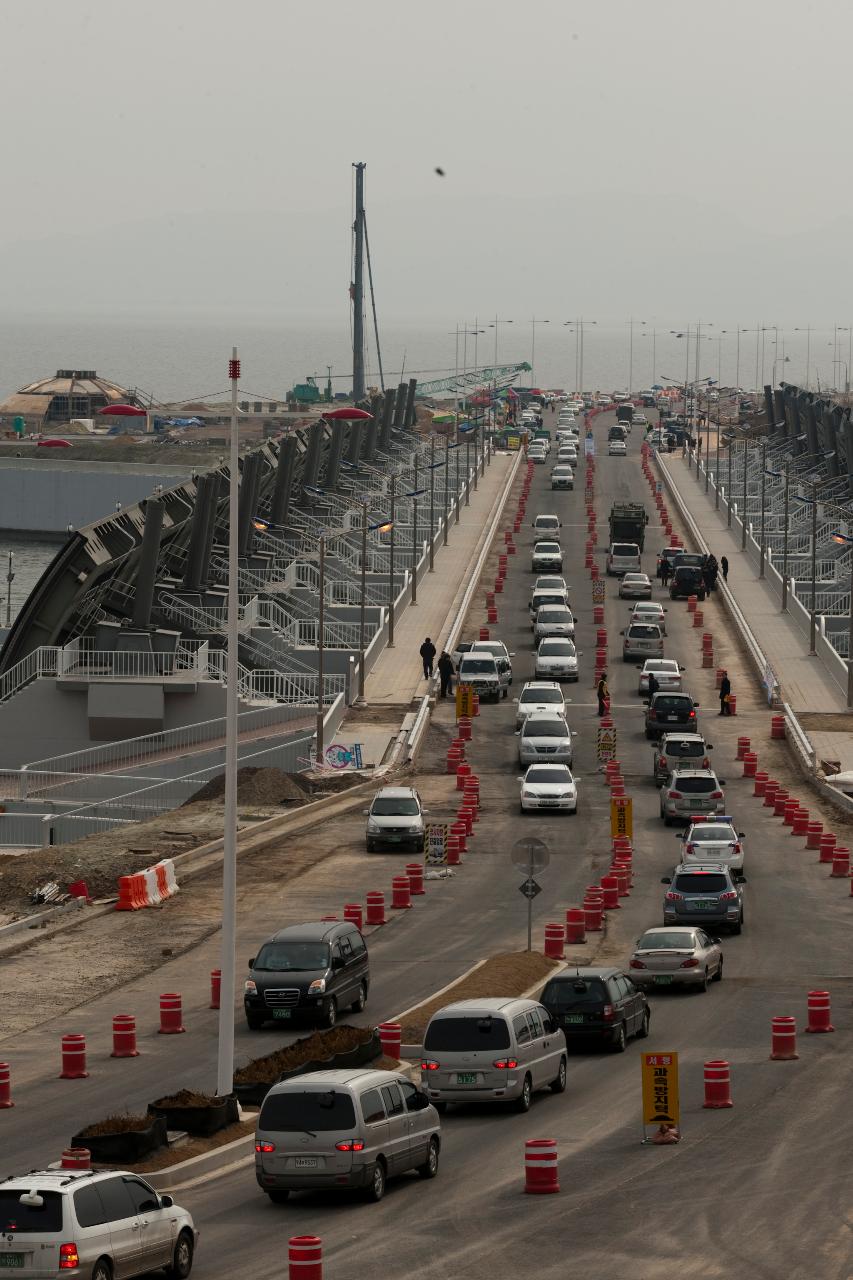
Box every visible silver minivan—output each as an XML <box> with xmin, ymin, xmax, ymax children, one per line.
<box><xmin>0</xmin><ymin>1169</ymin><xmax>197</xmax><ymax>1279</ymax></box>
<box><xmin>622</xmin><ymin>621</ymin><xmax>664</xmax><ymax>661</ymax></box>
<box><xmin>255</xmin><ymin>1069</ymin><xmax>441</xmax><ymax>1204</ymax></box>
<box><xmin>420</xmin><ymin>998</ymin><xmax>567</xmax><ymax>1112</ymax></box>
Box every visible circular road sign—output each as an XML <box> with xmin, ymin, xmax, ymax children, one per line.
<box><xmin>511</xmin><ymin>836</ymin><xmax>550</xmax><ymax>874</ymax></box>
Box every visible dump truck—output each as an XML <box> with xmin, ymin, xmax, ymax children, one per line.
<box><xmin>616</xmin><ymin>404</ymin><xmax>634</xmax><ymax>424</ymax></box>
<box><xmin>609</xmin><ymin>501</ymin><xmax>649</xmax><ymax>550</ymax></box>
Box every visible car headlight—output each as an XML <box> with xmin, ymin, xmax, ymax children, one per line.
<box><xmin>244</xmin><ymin>980</ymin><xmax>257</xmax><ymax>995</ymax></box>
<box><xmin>308</xmin><ymin>979</ymin><xmax>326</xmax><ymax>995</ymax></box>
<box><xmin>367</xmin><ymin>820</ymin><xmax>381</xmax><ymax>833</ymax></box>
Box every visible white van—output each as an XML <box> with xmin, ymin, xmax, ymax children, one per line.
<box><xmin>421</xmin><ymin>998</ymin><xmax>567</xmax><ymax>1112</ymax></box>
<box><xmin>607</xmin><ymin>542</ymin><xmax>642</xmax><ymax>576</ymax></box>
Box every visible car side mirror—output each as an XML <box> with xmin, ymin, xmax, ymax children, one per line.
<box><xmin>362</xmin><ymin>809</ymin><xmax>370</xmax><ymax>816</ymax></box>
<box><xmin>694</xmin><ymin>702</ymin><xmax>700</xmax><ymax>708</ymax></box>
<box><xmin>139</xmin><ymin>1198</ymin><xmax>160</xmax><ymax>1214</ymax></box>
<box><xmin>159</xmin><ymin>1195</ymin><xmax>174</xmax><ymax>1209</ymax></box>
<box><xmin>620</xmin><ymin>630</ymin><xmax>625</xmax><ymax>636</ymax></box>
<box><xmin>660</xmin><ymin>876</ymin><xmax>672</xmax><ymax>884</ymax></box>
<box><xmin>422</xmin><ymin>808</ymin><xmax>430</xmax><ymax>815</ymax></box>
<box><xmin>736</xmin><ymin>874</ymin><xmax>747</xmax><ymax>884</ymax></box>
<box><xmin>643</xmin><ymin>700</ymin><xmax>650</xmax><ymax>707</ymax></box>
<box><xmin>248</xmin><ymin>957</ymin><xmax>256</xmax><ymax>968</ymax></box>
<box><xmin>679</xmin><ymin>665</ymin><xmax>685</xmax><ymax>671</ymax></box>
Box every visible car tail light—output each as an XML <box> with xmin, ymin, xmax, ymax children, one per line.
<box><xmin>665</xmin><ymin>890</ymin><xmax>684</xmax><ymax>901</ymax></box>
<box><xmin>420</xmin><ymin>1059</ymin><xmax>440</xmax><ymax>1071</ymax></box>
<box><xmin>734</xmin><ymin>842</ymin><xmax>742</xmax><ymax>854</ymax></box>
<box><xmin>710</xmin><ymin>791</ymin><xmax>723</xmax><ymax>799</ymax></box>
<box><xmin>685</xmin><ymin>843</ymin><xmax>695</xmax><ymax>854</ymax></box>
<box><xmin>493</xmin><ymin>1058</ymin><xmax>519</xmax><ymax>1069</ymax></box>
<box><xmin>679</xmin><ymin>958</ymin><xmax>700</xmax><ymax>968</ymax></box>
<box><xmin>668</xmin><ymin>790</ymin><xmax>680</xmax><ymax>799</ymax></box>
<box><xmin>629</xmin><ymin>959</ymin><xmax>646</xmax><ymax>969</ymax></box>
<box><xmin>688</xmin><ymin>710</ymin><xmax>696</xmax><ymax>719</ymax></box>
<box><xmin>720</xmin><ymin>890</ymin><xmax>738</xmax><ymax>902</ymax></box>
<box><xmin>59</xmin><ymin>1245</ymin><xmax>80</xmax><ymax>1270</ymax></box>
<box><xmin>658</xmin><ymin>756</ymin><xmax>666</xmax><ymax>767</ymax></box>
<box><xmin>602</xmin><ymin>1004</ymin><xmax>614</xmax><ymax>1021</ymax></box>
<box><xmin>649</xmin><ymin>709</ymin><xmax>657</xmax><ymax>720</ymax></box>
<box><xmin>335</xmin><ymin>1139</ymin><xmax>366</xmax><ymax>1151</ymax></box>
<box><xmin>702</xmin><ymin>756</ymin><xmax>710</xmax><ymax>768</ymax></box>
<box><xmin>255</xmin><ymin>1141</ymin><xmax>276</xmax><ymax>1153</ymax></box>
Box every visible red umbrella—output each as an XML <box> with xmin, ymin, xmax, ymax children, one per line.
<box><xmin>321</xmin><ymin>407</ymin><xmax>374</xmax><ymax>420</ymax></box>
<box><xmin>97</xmin><ymin>403</ymin><xmax>147</xmax><ymax>416</ymax></box>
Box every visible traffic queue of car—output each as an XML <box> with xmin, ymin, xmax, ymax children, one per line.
<box><xmin>246</xmin><ymin>402</ymin><xmax>749</xmax><ymax>1214</ymax></box>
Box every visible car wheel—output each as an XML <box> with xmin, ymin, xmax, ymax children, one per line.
<box><xmin>431</xmin><ymin>1100</ymin><xmax>448</xmax><ymax>1114</ymax></box>
<box><xmin>366</xmin><ymin>841</ymin><xmax>376</xmax><ymax>853</ymax></box>
<box><xmin>731</xmin><ymin>915</ymin><xmax>743</xmax><ymax>936</ymax></box>
<box><xmin>91</xmin><ymin>1262</ymin><xmax>112</xmax><ymax>1280</ymax></box>
<box><xmin>713</xmin><ymin>957</ymin><xmax>724</xmax><ymax>982</ymax></box>
<box><xmin>246</xmin><ymin>1013</ymin><xmax>264</xmax><ymax>1031</ymax></box>
<box><xmin>365</xmin><ymin>1159</ymin><xmax>387</xmax><ymax>1202</ymax></box>
<box><xmin>698</xmin><ymin>969</ymin><xmax>708</xmax><ymax>993</ymax></box>
<box><xmin>519</xmin><ymin>803</ymin><xmax>526</xmax><ymax>815</ymax></box>
<box><xmin>417</xmin><ymin>1136</ymin><xmax>440</xmax><ymax>1179</ymax></box>
<box><xmin>610</xmin><ymin>1023</ymin><xmax>627</xmax><ymax>1053</ymax></box>
<box><xmin>502</xmin><ymin>688</ymin><xmax>509</xmax><ymax>699</ymax></box>
<box><xmin>637</xmin><ymin>1009</ymin><xmax>650</xmax><ymax>1039</ymax></box>
<box><xmin>320</xmin><ymin>997</ymin><xmax>337</xmax><ymax>1029</ymax></box>
<box><xmin>550</xmin><ymin>1057</ymin><xmax>567</xmax><ymax>1093</ymax></box>
<box><xmin>516</xmin><ymin>1074</ymin><xmax>533</xmax><ymax>1112</ymax></box>
<box><xmin>267</xmin><ymin>1190</ymin><xmax>290</xmax><ymax>1204</ymax></box>
<box><xmin>351</xmin><ymin>982</ymin><xmax>367</xmax><ymax>1014</ymax></box>
<box><xmin>166</xmin><ymin>1229</ymin><xmax>195</xmax><ymax>1278</ymax></box>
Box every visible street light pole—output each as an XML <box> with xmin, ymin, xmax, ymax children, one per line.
<box><xmin>429</xmin><ymin>435</ymin><xmax>435</xmax><ymax>571</ymax></box>
<box><xmin>216</xmin><ymin>346</ymin><xmax>240</xmax><ymax>1100</ymax></box>
<box><xmin>810</xmin><ymin>486</ymin><xmax>818</xmax><ymax>656</ymax></box>
<box><xmin>411</xmin><ymin>455</ymin><xmax>419</xmax><ymax>604</ymax></box>
<box><xmin>359</xmin><ymin>500</ymin><xmax>368</xmax><ymax>695</ymax></box>
<box><xmin>741</xmin><ymin>439</ymin><xmax>749</xmax><ymax>552</ymax></box>
<box><xmin>388</xmin><ymin>478</ymin><xmax>396</xmax><ymax>646</ymax></box>
<box><xmin>759</xmin><ymin>440</ymin><xmax>767</xmax><ymax>578</ymax></box>
<box><xmin>781</xmin><ymin>460</ymin><xmax>790</xmax><ymax>610</ymax></box>
<box><xmin>465</xmin><ymin>436</ymin><xmax>471</xmax><ymax>506</ymax></box>
<box><xmin>443</xmin><ymin>435</ymin><xmax>450</xmax><ymax>545</ymax></box>
<box><xmin>4</xmin><ymin>551</ymin><xmax>13</xmax><ymax>628</ymax></box>
<box><xmin>726</xmin><ymin>436</ymin><xmax>733</xmax><ymax>528</ymax></box>
<box><xmin>455</xmin><ymin>441</ymin><xmax>461</xmax><ymax>523</ymax></box>
<box><xmin>714</xmin><ymin>407</ymin><xmax>721</xmax><ymax>510</ymax></box>
<box><xmin>316</xmin><ymin>533</ymin><xmax>325</xmax><ymax>751</ymax></box>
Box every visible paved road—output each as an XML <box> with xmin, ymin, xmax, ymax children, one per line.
<box><xmin>178</xmin><ymin>409</ymin><xmax>853</xmax><ymax>1280</ymax></box>
<box><xmin>8</xmin><ymin>408</ymin><xmax>853</xmax><ymax>1278</ymax></box>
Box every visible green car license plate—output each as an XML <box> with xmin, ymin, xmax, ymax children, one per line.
<box><xmin>563</xmin><ymin>1014</ymin><xmax>584</xmax><ymax>1024</ymax></box>
<box><xmin>456</xmin><ymin>1072</ymin><xmax>477</xmax><ymax>1084</ymax></box>
<box><xmin>654</xmin><ymin>975</ymin><xmax>674</xmax><ymax>984</ymax></box>
<box><xmin>272</xmin><ymin>1008</ymin><xmax>292</xmax><ymax>1019</ymax></box>
<box><xmin>0</xmin><ymin>1258</ymin><xmax>24</xmax><ymax>1270</ymax></box>
<box><xmin>693</xmin><ymin>901</ymin><xmax>715</xmax><ymax>910</ymax></box>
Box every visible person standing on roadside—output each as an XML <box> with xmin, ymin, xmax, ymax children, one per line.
<box><xmin>660</xmin><ymin>557</ymin><xmax>672</xmax><ymax>588</ymax></box>
<box><xmin>719</xmin><ymin>672</ymin><xmax>732</xmax><ymax>715</ymax></box>
<box><xmin>437</xmin><ymin>650</ymin><xmax>454</xmax><ymax>699</ymax></box>
<box><xmin>597</xmin><ymin>672</ymin><xmax>609</xmax><ymax>717</ymax></box>
<box><xmin>721</xmin><ymin>555</ymin><xmax>729</xmax><ymax>583</ymax></box>
<box><xmin>419</xmin><ymin>637</ymin><xmax>436</xmax><ymax>679</ymax></box>
<box><xmin>647</xmin><ymin>671</ymin><xmax>659</xmax><ymax>700</ymax></box>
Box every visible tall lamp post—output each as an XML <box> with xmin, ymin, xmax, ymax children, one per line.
<box><xmin>387</xmin><ymin>478</ymin><xmax>397</xmax><ymax>646</ymax></box>
<box><xmin>359</xmin><ymin>499</ymin><xmax>368</xmax><ymax>695</ymax></box>
<box><xmin>530</xmin><ymin>317</ymin><xmax>550</xmax><ymax>388</ymax></box>
<box><xmin>316</xmin><ymin>533</ymin><xmax>326</xmax><ymax>749</ymax></box>
<box><xmin>758</xmin><ymin>439</ymin><xmax>769</xmax><ymax>577</ymax></box>
<box><xmin>4</xmin><ymin>551</ymin><xmax>13</xmax><ymax>628</ymax></box>
<box><xmin>830</xmin><ymin>529</ymin><xmax>853</xmax><ymax>707</ymax></box>
<box><xmin>217</xmin><ymin>347</ymin><xmax>241</xmax><ymax>1100</ymax></box>
<box><xmin>764</xmin><ymin>459</ymin><xmax>792</xmax><ymax>608</ymax></box>
<box><xmin>428</xmin><ymin>435</ymin><xmax>437</xmax><ymax>571</ymax></box>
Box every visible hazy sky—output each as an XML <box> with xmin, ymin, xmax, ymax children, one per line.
<box><xmin>4</xmin><ymin>0</ymin><xmax>853</xmax><ymax>330</ymax></box>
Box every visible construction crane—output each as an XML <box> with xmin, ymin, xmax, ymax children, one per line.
<box><xmin>414</xmin><ymin>362</ymin><xmax>532</xmax><ymax>397</ymax></box>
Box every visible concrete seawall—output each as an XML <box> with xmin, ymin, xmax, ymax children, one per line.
<box><xmin>0</xmin><ymin>459</ymin><xmax>191</xmax><ymax>533</ymax></box>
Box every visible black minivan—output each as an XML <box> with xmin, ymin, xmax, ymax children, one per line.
<box><xmin>540</xmin><ymin>967</ymin><xmax>649</xmax><ymax>1052</ymax></box>
<box><xmin>669</xmin><ymin>564</ymin><xmax>706</xmax><ymax>600</ymax></box>
<box><xmin>244</xmin><ymin>921</ymin><xmax>369</xmax><ymax>1030</ymax></box>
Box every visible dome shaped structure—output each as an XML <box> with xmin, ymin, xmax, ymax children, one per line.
<box><xmin>0</xmin><ymin>369</ymin><xmax>139</xmax><ymax>426</ymax></box>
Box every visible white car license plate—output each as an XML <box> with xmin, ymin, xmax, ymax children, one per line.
<box><xmin>294</xmin><ymin>1157</ymin><xmax>318</xmax><ymax>1169</ymax></box>
<box><xmin>0</xmin><ymin>1257</ymin><xmax>25</xmax><ymax>1270</ymax></box>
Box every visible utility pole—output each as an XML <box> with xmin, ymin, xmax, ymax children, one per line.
<box><xmin>217</xmin><ymin>347</ymin><xmax>240</xmax><ymax>1100</ymax></box>
<box><xmin>4</xmin><ymin>552</ymin><xmax>13</xmax><ymax>628</ymax></box>
<box><xmin>352</xmin><ymin>162</ymin><xmax>366</xmax><ymax>402</ymax></box>
<box><xmin>411</xmin><ymin>454</ymin><xmax>419</xmax><ymax>604</ymax></box>
<box><xmin>429</xmin><ymin>435</ymin><xmax>436</xmax><ymax>571</ymax></box>
<box><xmin>388</xmin><ymin>478</ymin><xmax>396</xmax><ymax>646</ymax></box>
<box><xmin>316</xmin><ymin>534</ymin><xmax>326</xmax><ymax>751</ymax></box>
<box><xmin>358</xmin><ymin>499</ymin><xmax>368</xmax><ymax>696</ymax></box>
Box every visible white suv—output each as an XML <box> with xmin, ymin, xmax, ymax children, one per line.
<box><xmin>0</xmin><ymin>1169</ymin><xmax>197</xmax><ymax>1278</ymax></box>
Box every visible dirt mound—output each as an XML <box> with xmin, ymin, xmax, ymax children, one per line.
<box><xmin>183</xmin><ymin>767</ymin><xmax>314</xmax><ymax>808</ymax></box>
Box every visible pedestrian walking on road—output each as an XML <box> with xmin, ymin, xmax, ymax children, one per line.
<box><xmin>719</xmin><ymin>673</ymin><xmax>732</xmax><ymax>715</ymax></box>
<box><xmin>721</xmin><ymin>555</ymin><xmax>729</xmax><ymax>583</ymax></box>
<box><xmin>419</xmin><ymin>637</ymin><xmax>436</xmax><ymax>679</ymax></box>
<box><xmin>659</xmin><ymin>558</ymin><xmax>672</xmax><ymax>588</ymax></box>
<box><xmin>647</xmin><ymin>672</ymin><xmax>659</xmax><ymax>699</ymax></box>
<box><xmin>596</xmin><ymin>673</ymin><xmax>609</xmax><ymax>717</ymax></box>
<box><xmin>437</xmin><ymin>651</ymin><xmax>454</xmax><ymax>698</ymax></box>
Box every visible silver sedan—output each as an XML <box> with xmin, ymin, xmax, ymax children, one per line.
<box><xmin>628</xmin><ymin>927</ymin><xmax>723</xmax><ymax>991</ymax></box>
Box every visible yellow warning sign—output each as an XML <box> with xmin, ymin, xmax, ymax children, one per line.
<box><xmin>455</xmin><ymin>684</ymin><xmax>474</xmax><ymax>719</ymax></box>
<box><xmin>610</xmin><ymin>796</ymin><xmax>633</xmax><ymax>839</ymax></box>
<box><xmin>641</xmin><ymin>1052</ymin><xmax>680</xmax><ymax>1126</ymax></box>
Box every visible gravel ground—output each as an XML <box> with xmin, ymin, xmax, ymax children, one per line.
<box><xmin>395</xmin><ymin>951</ymin><xmax>557</xmax><ymax>1043</ymax></box>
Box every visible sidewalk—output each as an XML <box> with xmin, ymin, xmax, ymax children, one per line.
<box><xmin>340</xmin><ymin>451</ymin><xmax>516</xmax><ymax>765</ymax></box>
<box><xmin>658</xmin><ymin>450</ymin><xmax>853</xmax><ymax>772</ymax></box>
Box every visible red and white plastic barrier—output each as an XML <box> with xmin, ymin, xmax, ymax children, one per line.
<box><xmin>116</xmin><ymin>859</ymin><xmax>179</xmax><ymax>911</ymax></box>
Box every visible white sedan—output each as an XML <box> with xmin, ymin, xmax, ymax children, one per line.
<box><xmin>637</xmin><ymin>658</ymin><xmax>684</xmax><ymax>694</ymax></box>
<box><xmin>519</xmin><ymin>763</ymin><xmax>579</xmax><ymax>814</ymax></box>
<box><xmin>619</xmin><ymin>572</ymin><xmax>653</xmax><ymax>599</ymax></box>
<box><xmin>608</xmin><ymin>439</ymin><xmax>627</xmax><ymax>456</ymax></box>
<box><xmin>681</xmin><ymin>818</ymin><xmax>746</xmax><ymax>871</ymax></box>
<box><xmin>535</xmin><ymin>637</ymin><xmax>580</xmax><ymax>682</ymax></box>
<box><xmin>631</xmin><ymin>601</ymin><xmax>668</xmax><ymax>632</ymax></box>
<box><xmin>628</xmin><ymin>927</ymin><xmax>723</xmax><ymax>990</ymax></box>
<box><xmin>514</xmin><ymin>680</ymin><xmax>566</xmax><ymax>729</ymax></box>
<box><xmin>534</xmin><ymin>604</ymin><xmax>575</xmax><ymax>643</ymax></box>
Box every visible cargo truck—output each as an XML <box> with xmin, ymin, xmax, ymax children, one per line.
<box><xmin>609</xmin><ymin>502</ymin><xmax>649</xmax><ymax>550</ymax></box>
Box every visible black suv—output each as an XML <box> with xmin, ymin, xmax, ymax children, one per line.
<box><xmin>540</xmin><ymin>967</ymin><xmax>650</xmax><ymax>1052</ymax></box>
<box><xmin>244</xmin><ymin>921</ymin><xmax>369</xmax><ymax>1030</ymax></box>
<box><xmin>645</xmin><ymin>692</ymin><xmax>699</xmax><ymax>739</ymax></box>
<box><xmin>670</xmin><ymin>564</ymin><xmax>706</xmax><ymax>600</ymax></box>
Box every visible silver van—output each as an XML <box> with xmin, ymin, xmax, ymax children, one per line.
<box><xmin>457</xmin><ymin>652</ymin><xmax>509</xmax><ymax>701</ymax></box>
<box><xmin>517</xmin><ymin>713</ymin><xmax>575</xmax><ymax>767</ymax></box>
<box><xmin>0</xmin><ymin>1169</ymin><xmax>197</xmax><ymax>1279</ymax></box>
<box><xmin>621</xmin><ymin>621</ymin><xmax>664</xmax><ymax>661</ymax></box>
<box><xmin>607</xmin><ymin>542</ymin><xmax>642</xmax><ymax>576</ymax></box>
<box><xmin>420</xmin><ymin>998</ymin><xmax>567</xmax><ymax>1112</ymax></box>
<box><xmin>254</xmin><ymin>1069</ymin><xmax>441</xmax><ymax>1204</ymax></box>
